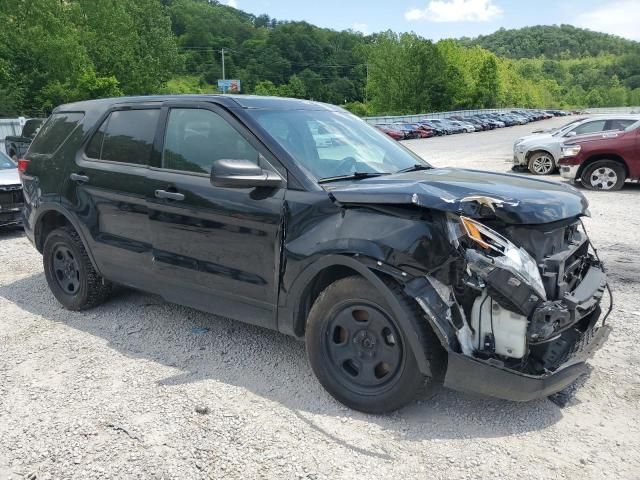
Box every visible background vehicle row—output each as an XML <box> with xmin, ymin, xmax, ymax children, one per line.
<box><xmin>374</xmin><ymin>109</ymin><xmax>559</xmax><ymax>140</ymax></box>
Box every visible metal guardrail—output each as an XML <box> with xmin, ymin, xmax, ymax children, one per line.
<box><xmin>364</xmin><ymin>107</ymin><xmax>640</xmax><ymax>125</ymax></box>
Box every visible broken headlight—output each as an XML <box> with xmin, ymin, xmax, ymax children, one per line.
<box><xmin>451</xmin><ymin>216</ymin><xmax>547</xmax><ymax>300</ymax></box>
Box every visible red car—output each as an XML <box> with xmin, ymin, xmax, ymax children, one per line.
<box><xmin>559</xmin><ymin>119</ymin><xmax>640</xmax><ymax>190</ymax></box>
<box><xmin>375</xmin><ymin>125</ymin><xmax>404</xmax><ymax>141</ymax></box>
<box><xmin>407</xmin><ymin>123</ymin><xmax>435</xmax><ymax>138</ymax></box>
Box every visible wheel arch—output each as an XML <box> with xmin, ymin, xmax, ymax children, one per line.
<box><xmin>284</xmin><ymin>254</ymin><xmax>436</xmax><ymax>376</ymax></box>
<box><xmin>526</xmin><ymin>148</ymin><xmax>555</xmax><ymax>162</ymax></box>
<box><xmin>34</xmin><ymin>205</ymin><xmax>102</xmax><ymax>275</ymax></box>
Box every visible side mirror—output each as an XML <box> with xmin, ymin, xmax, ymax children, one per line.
<box><xmin>565</xmin><ymin>131</ymin><xmax>577</xmax><ymax>137</ymax></box>
<box><xmin>211</xmin><ymin>158</ymin><xmax>283</xmax><ymax>189</ymax></box>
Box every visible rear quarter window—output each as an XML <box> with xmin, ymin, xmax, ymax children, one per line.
<box><xmin>28</xmin><ymin>113</ymin><xmax>84</xmax><ymax>155</ymax></box>
<box><xmin>86</xmin><ymin>109</ymin><xmax>160</xmax><ymax>165</ymax></box>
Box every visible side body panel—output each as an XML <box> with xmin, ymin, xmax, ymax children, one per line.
<box><xmin>146</xmin><ymin>101</ymin><xmax>288</xmax><ymax>330</ymax></box>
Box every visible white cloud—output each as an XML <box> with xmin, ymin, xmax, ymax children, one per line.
<box><xmin>405</xmin><ymin>0</ymin><xmax>503</xmax><ymax>23</ymax></box>
<box><xmin>575</xmin><ymin>0</ymin><xmax>640</xmax><ymax>41</ymax></box>
<box><xmin>352</xmin><ymin>23</ymin><xmax>369</xmax><ymax>34</ymax></box>
<box><xmin>225</xmin><ymin>0</ymin><xmax>238</xmax><ymax>8</ymax></box>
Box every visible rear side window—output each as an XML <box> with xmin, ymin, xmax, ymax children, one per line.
<box><xmin>28</xmin><ymin>113</ymin><xmax>84</xmax><ymax>155</ymax></box>
<box><xmin>606</xmin><ymin>119</ymin><xmax>636</xmax><ymax>131</ymax></box>
<box><xmin>86</xmin><ymin>109</ymin><xmax>159</xmax><ymax>165</ymax></box>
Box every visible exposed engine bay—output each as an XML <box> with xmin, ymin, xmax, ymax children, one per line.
<box><xmin>409</xmin><ymin>212</ymin><xmax>609</xmax><ymax>377</ymax></box>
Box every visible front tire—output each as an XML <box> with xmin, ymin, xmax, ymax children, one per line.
<box><xmin>528</xmin><ymin>151</ymin><xmax>555</xmax><ymax>175</ymax></box>
<box><xmin>305</xmin><ymin>276</ymin><xmax>441</xmax><ymax>413</ymax></box>
<box><xmin>580</xmin><ymin>160</ymin><xmax>626</xmax><ymax>191</ymax></box>
<box><xmin>43</xmin><ymin>227</ymin><xmax>112</xmax><ymax>310</ymax></box>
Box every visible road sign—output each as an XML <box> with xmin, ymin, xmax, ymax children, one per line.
<box><xmin>218</xmin><ymin>79</ymin><xmax>241</xmax><ymax>93</ymax></box>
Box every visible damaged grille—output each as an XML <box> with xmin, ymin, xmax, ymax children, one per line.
<box><xmin>498</xmin><ymin>219</ymin><xmax>589</xmax><ymax>300</ymax></box>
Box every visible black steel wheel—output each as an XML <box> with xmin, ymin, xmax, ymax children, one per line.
<box><xmin>306</xmin><ymin>276</ymin><xmax>443</xmax><ymax>413</ymax></box>
<box><xmin>51</xmin><ymin>245</ymin><xmax>81</xmax><ymax>295</ymax></box>
<box><xmin>323</xmin><ymin>302</ymin><xmax>404</xmax><ymax>395</ymax></box>
<box><xmin>43</xmin><ymin>226</ymin><xmax>112</xmax><ymax>310</ymax></box>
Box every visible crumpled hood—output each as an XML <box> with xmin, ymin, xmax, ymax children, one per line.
<box><xmin>0</xmin><ymin>168</ymin><xmax>20</xmax><ymax>186</ymax></box>
<box><xmin>327</xmin><ymin>168</ymin><xmax>589</xmax><ymax>224</ymax></box>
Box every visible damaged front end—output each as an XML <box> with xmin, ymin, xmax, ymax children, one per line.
<box><xmin>405</xmin><ymin>211</ymin><xmax>611</xmax><ymax>402</ymax></box>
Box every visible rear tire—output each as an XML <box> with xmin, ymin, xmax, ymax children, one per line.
<box><xmin>305</xmin><ymin>276</ymin><xmax>443</xmax><ymax>413</ymax></box>
<box><xmin>43</xmin><ymin>227</ymin><xmax>112</xmax><ymax>310</ymax></box>
<box><xmin>580</xmin><ymin>160</ymin><xmax>626</xmax><ymax>191</ymax></box>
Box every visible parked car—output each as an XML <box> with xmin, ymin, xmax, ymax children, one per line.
<box><xmin>389</xmin><ymin>123</ymin><xmax>422</xmax><ymax>139</ymax></box>
<box><xmin>514</xmin><ymin>116</ymin><xmax>639</xmax><ymax>175</ymax></box>
<box><xmin>463</xmin><ymin>117</ymin><xmax>491</xmax><ymax>131</ymax></box>
<box><xmin>21</xmin><ymin>95</ymin><xmax>611</xmax><ymax>413</ymax></box>
<box><xmin>559</xmin><ymin>119</ymin><xmax>640</xmax><ymax>190</ymax></box>
<box><xmin>4</xmin><ymin>118</ymin><xmax>45</xmax><ymax>160</ymax></box>
<box><xmin>447</xmin><ymin>120</ymin><xmax>475</xmax><ymax>133</ymax></box>
<box><xmin>420</xmin><ymin>120</ymin><xmax>449</xmax><ymax>135</ymax></box>
<box><xmin>406</xmin><ymin>123</ymin><xmax>435</xmax><ymax>138</ymax></box>
<box><xmin>0</xmin><ymin>151</ymin><xmax>23</xmax><ymax>227</ymax></box>
<box><xmin>430</xmin><ymin>118</ymin><xmax>464</xmax><ymax>134</ymax></box>
<box><xmin>375</xmin><ymin>125</ymin><xmax>404</xmax><ymax>141</ymax></box>
<box><xmin>476</xmin><ymin>114</ymin><xmax>505</xmax><ymax>128</ymax></box>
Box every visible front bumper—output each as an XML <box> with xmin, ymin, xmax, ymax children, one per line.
<box><xmin>513</xmin><ymin>149</ymin><xmax>527</xmax><ymax>165</ymax></box>
<box><xmin>0</xmin><ymin>205</ymin><xmax>23</xmax><ymax>227</ymax></box>
<box><xmin>560</xmin><ymin>164</ymin><xmax>580</xmax><ymax>181</ymax></box>
<box><xmin>444</xmin><ymin>323</ymin><xmax>610</xmax><ymax>401</ymax></box>
<box><xmin>442</xmin><ymin>261</ymin><xmax>609</xmax><ymax>401</ymax></box>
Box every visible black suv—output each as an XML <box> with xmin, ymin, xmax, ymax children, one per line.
<box><xmin>20</xmin><ymin>95</ymin><xmax>611</xmax><ymax>413</ymax></box>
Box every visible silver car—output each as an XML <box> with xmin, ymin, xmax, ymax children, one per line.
<box><xmin>0</xmin><ymin>151</ymin><xmax>23</xmax><ymax>227</ymax></box>
<box><xmin>513</xmin><ymin>115</ymin><xmax>639</xmax><ymax>175</ymax></box>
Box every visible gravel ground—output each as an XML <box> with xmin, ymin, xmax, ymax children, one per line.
<box><xmin>1</xmin><ymin>116</ymin><xmax>639</xmax><ymax>480</ymax></box>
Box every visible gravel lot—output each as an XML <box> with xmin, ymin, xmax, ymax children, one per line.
<box><xmin>1</xmin><ymin>116</ymin><xmax>639</xmax><ymax>480</ymax></box>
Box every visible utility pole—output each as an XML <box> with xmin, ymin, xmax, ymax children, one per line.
<box><xmin>221</xmin><ymin>48</ymin><xmax>226</xmax><ymax>93</ymax></box>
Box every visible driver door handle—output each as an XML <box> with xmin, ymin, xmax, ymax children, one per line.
<box><xmin>155</xmin><ymin>189</ymin><xmax>185</xmax><ymax>201</ymax></box>
<box><xmin>70</xmin><ymin>173</ymin><xmax>90</xmax><ymax>183</ymax></box>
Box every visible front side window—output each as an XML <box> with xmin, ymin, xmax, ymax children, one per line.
<box><xmin>86</xmin><ymin>109</ymin><xmax>159</xmax><ymax>165</ymax></box>
<box><xmin>29</xmin><ymin>113</ymin><xmax>84</xmax><ymax>155</ymax></box>
<box><xmin>162</xmin><ymin>108</ymin><xmax>259</xmax><ymax>174</ymax></box>
<box><xmin>571</xmin><ymin>120</ymin><xmax>606</xmax><ymax>136</ymax></box>
<box><xmin>248</xmin><ymin>109</ymin><xmax>429</xmax><ymax>180</ymax></box>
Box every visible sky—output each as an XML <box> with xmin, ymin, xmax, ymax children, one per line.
<box><xmin>222</xmin><ymin>0</ymin><xmax>640</xmax><ymax>41</ymax></box>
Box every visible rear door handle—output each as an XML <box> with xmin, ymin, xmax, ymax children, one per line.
<box><xmin>155</xmin><ymin>189</ymin><xmax>185</xmax><ymax>201</ymax></box>
<box><xmin>70</xmin><ymin>173</ymin><xmax>90</xmax><ymax>183</ymax></box>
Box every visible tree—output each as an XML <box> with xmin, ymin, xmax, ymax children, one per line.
<box><xmin>474</xmin><ymin>56</ymin><xmax>501</xmax><ymax>108</ymax></box>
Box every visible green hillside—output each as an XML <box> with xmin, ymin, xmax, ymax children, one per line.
<box><xmin>1</xmin><ymin>0</ymin><xmax>639</xmax><ymax>117</ymax></box>
<box><xmin>460</xmin><ymin>24</ymin><xmax>639</xmax><ymax>59</ymax></box>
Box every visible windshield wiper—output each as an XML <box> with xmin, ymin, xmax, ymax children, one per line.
<box><xmin>395</xmin><ymin>164</ymin><xmax>433</xmax><ymax>174</ymax></box>
<box><xmin>318</xmin><ymin>172</ymin><xmax>390</xmax><ymax>184</ymax></box>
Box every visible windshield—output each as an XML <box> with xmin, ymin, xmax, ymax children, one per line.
<box><xmin>248</xmin><ymin>109</ymin><xmax>430</xmax><ymax>181</ymax></box>
<box><xmin>0</xmin><ymin>151</ymin><xmax>15</xmax><ymax>169</ymax></box>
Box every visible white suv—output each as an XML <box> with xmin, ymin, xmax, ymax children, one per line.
<box><xmin>513</xmin><ymin>116</ymin><xmax>639</xmax><ymax>175</ymax></box>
